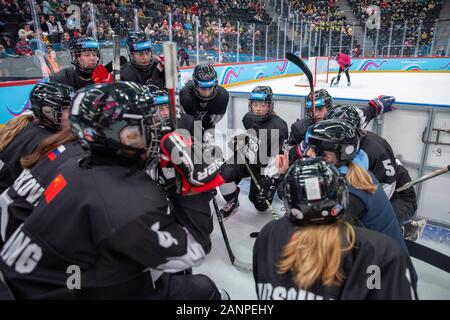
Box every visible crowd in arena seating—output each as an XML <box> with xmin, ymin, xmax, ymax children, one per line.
<box><xmin>283</xmin><ymin>0</ymin><xmax>355</xmax><ymax>56</ymax></box>
<box><xmin>0</xmin><ymin>0</ymin><xmax>446</xmax><ymax>78</ymax></box>
<box><xmin>347</xmin><ymin>0</ymin><xmax>444</xmax><ymax>56</ymax></box>
<box><xmin>0</xmin><ymin>0</ymin><xmax>270</xmax><ymax>59</ymax></box>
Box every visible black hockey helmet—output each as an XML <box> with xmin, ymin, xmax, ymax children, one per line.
<box><xmin>30</xmin><ymin>81</ymin><xmax>75</xmax><ymax>132</ymax></box>
<box><xmin>248</xmin><ymin>86</ymin><xmax>274</xmax><ymax>123</ymax></box>
<box><xmin>192</xmin><ymin>64</ymin><xmax>218</xmax><ymax>102</ymax></box>
<box><xmin>146</xmin><ymin>84</ymin><xmax>169</xmax><ymax>111</ymax></box>
<box><xmin>126</xmin><ymin>31</ymin><xmax>152</xmax><ymax>69</ymax></box>
<box><xmin>305</xmin><ymin>89</ymin><xmax>333</xmax><ymax>118</ymax></box>
<box><xmin>69</xmin><ymin>36</ymin><xmax>100</xmax><ymax>73</ymax></box>
<box><xmin>307</xmin><ymin>119</ymin><xmax>360</xmax><ymax>167</ymax></box>
<box><xmin>325</xmin><ymin>105</ymin><xmax>361</xmax><ymax>129</ymax></box>
<box><xmin>283</xmin><ymin>158</ymin><xmax>348</xmax><ymax>226</ymax></box>
<box><xmin>70</xmin><ymin>81</ymin><xmax>162</xmax><ymax>161</ymax></box>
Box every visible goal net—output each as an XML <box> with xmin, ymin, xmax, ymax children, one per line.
<box><xmin>295</xmin><ymin>56</ymin><xmax>330</xmax><ymax>87</ymax></box>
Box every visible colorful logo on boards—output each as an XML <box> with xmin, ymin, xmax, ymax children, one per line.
<box><xmin>358</xmin><ymin>60</ymin><xmax>387</xmax><ymax>71</ymax></box>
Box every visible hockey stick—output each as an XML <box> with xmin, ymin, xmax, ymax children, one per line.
<box><xmin>163</xmin><ymin>42</ymin><xmax>179</xmax><ymax>129</ymax></box>
<box><xmin>211</xmin><ymin>190</ymin><xmax>253</xmax><ymax>272</ymax></box>
<box><xmin>112</xmin><ymin>34</ymin><xmax>121</xmax><ymax>82</ymax></box>
<box><xmin>286</xmin><ymin>53</ymin><xmax>315</xmax><ymax>114</ymax></box>
<box><xmin>236</xmin><ymin>149</ymin><xmax>279</xmax><ymax>220</ymax></box>
<box><xmin>396</xmin><ymin>165</ymin><xmax>449</xmax><ymax>192</ymax></box>
<box><xmin>405</xmin><ymin>240</ymin><xmax>450</xmax><ymax>273</ymax></box>
<box><xmin>329</xmin><ymin>64</ymin><xmax>352</xmax><ymax>87</ymax></box>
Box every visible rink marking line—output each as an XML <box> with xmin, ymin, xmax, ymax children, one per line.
<box><xmin>227</xmin><ymin>92</ymin><xmax>450</xmax><ymax>109</ymax></box>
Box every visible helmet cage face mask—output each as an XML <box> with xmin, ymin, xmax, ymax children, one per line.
<box><xmin>193</xmin><ymin>65</ymin><xmax>218</xmax><ymax>102</ymax></box>
<box><xmin>70</xmin><ymin>82</ymin><xmax>163</xmax><ymax>161</ymax></box>
<box><xmin>128</xmin><ymin>40</ymin><xmax>152</xmax><ymax>70</ymax></box>
<box><xmin>71</xmin><ymin>40</ymin><xmax>101</xmax><ymax>73</ymax></box>
<box><xmin>194</xmin><ymin>79</ymin><xmax>218</xmax><ymax>101</ymax></box>
<box><xmin>248</xmin><ymin>91</ymin><xmax>274</xmax><ymax>122</ymax></box>
<box><xmin>119</xmin><ymin>112</ymin><xmax>163</xmax><ymax>160</ymax></box>
<box><xmin>41</xmin><ymin>105</ymin><xmax>70</xmax><ymax>130</ymax></box>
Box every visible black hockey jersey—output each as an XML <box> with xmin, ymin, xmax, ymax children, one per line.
<box><xmin>50</xmin><ymin>67</ymin><xmax>94</xmax><ymax>90</ymax></box>
<box><xmin>287</xmin><ymin>104</ymin><xmax>380</xmax><ymax>146</ymax></box>
<box><xmin>120</xmin><ymin>59</ymin><xmax>165</xmax><ymax>87</ymax></box>
<box><xmin>253</xmin><ymin>217</ymin><xmax>417</xmax><ymax>300</ymax></box>
<box><xmin>180</xmin><ymin>80</ymin><xmax>229</xmax><ymax>131</ymax></box>
<box><xmin>0</xmin><ymin>140</ymin><xmax>86</xmax><ymax>243</ymax></box>
<box><xmin>0</xmin><ymin>156</ymin><xmax>207</xmax><ymax>299</ymax></box>
<box><xmin>242</xmin><ymin>112</ymin><xmax>289</xmax><ymax>169</ymax></box>
<box><xmin>0</xmin><ymin>122</ymin><xmax>52</xmax><ymax>194</ymax></box>
<box><xmin>360</xmin><ymin>131</ymin><xmax>398</xmax><ymax>198</ymax></box>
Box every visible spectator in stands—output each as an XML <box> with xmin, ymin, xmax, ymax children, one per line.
<box><xmin>0</xmin><ymin>45</ymin><xmax>11</xmax><ymax>77</ymax></box>
<box><xmin>50</xmin><ymin>0</ymin><xmax>62</xmax><ymax>13</ymax></box>
<box><xmin>42</xmin><ymin>0</ymin><xmax>54</xmax><ymax>15</ymax></box>
<box><xmin>1</xmin><ymin>33</ymin><xmax>15</xmax><ymax>55</ymax></box>
<box><xmin>18</xmin><ymin>24</ymin><xmax>35</xmax><ymax>40</ymax></box>
<box><xmin>192</xmin><ymin>2</ymin><xmax>200</xmax><ymax>17</ymax></box>
<box><xmin>15</xmin><ymin>36</ymin><xmax>32</xmax><ymax>56</ymax></box>
<box><xmin>436</xmin><ymin>47</ymin><xmax>445</xmax><ymax>56</ymax></box>
<box><xmin>48</xmin><ymin>15</ymin><xmax>64</xmax><ymax>33</ymax></box>
<box><xmin>39</xmin><ymin>15</ymin><xmax>49</xmax><ymax>34</ymax></box>
<box><xmin>9</xmin><ymin>0</ymin><xmax>21</xmax><ymax>13</ymax></box>
<box><xmin>178</xmin><ymin>47</ymin><xmax>190</xmax><ymax>66</ymax></box>
<box><xmin>60</xmin><ymin>32</ymin><xmax>71</xmax><ymax>50</ymax></box>
<box><xmin>22</xmin><ymin>6</ymin><xmax>33</xmax><ymax>22</ymax></box>
<box><xmin>0</xmin><ymin>0</ymin><xmax>12</xmax><ymax>14</ymax></box>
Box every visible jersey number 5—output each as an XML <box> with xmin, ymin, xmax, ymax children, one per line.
<box><xmin>382</xmin><ymin>159</ymin><xmax>396</xmax><ymax>177</ymax></box>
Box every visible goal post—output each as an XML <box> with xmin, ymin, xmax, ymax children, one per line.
<box><xmin>295</xmin><ymin>56</ymin><xmax>330</xmax><ymax>87</ymax></box>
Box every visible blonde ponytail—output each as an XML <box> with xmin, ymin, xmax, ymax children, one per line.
<box><xmin>0</xmin><ymin>115</ymin><xmax>34</xmax><ymax>151</ymax></box>
<box><xmin>278</xmin><ymin>221</ymin><xmax>356</xmax><ymax>290</ymax></box>
<box><xmin>346</xmin><ymin>162</ymin><xmax>377</xmax><ymax>193</ymax></box>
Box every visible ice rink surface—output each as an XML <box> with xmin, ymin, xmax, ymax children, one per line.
<box><xmin>194</xmin><ymin>71</ymin><xmax>450</xmax><ymax>300</ymax></box>
<box><xmin>227</xmin><ymin>72</ymin><xmax>450</xmax><ymax>107</ymax></box>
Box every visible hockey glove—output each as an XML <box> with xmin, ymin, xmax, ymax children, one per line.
<box><xmin>160</xmin><ymin>131</ymin><xmax>224</xmax><ymax>195</ymax></box>
<box><xmin>368</xmin><ymin>95</ymin><xmax>396</xmax><ymax>116</ymax></box>
<box><xmin>296</xmin><ymin>140</ymin><xmax>310</xmax><ymax>158</ymax></box>
<box><xmin>256</xmin><ymin>177</ymin><xmax>280</xmax><ymax>204</ymax></box>
<box><xmin>92</xmin><ymin>64</ymin><xmax>113</xmax><ymax>84</ymax></box>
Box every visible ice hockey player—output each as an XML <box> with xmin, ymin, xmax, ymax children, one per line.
<box><xmin>51</xmin><ymin>36</ymin><xmax>112</xmax><ymax>90</ymax></box>
<box><xmin>253</xmin><ymin>158</ymin><xmax>417</xmax><ymax>300</ymax></box>
<box><xmin>324</xmin><ymin>104</ymin><xmax>422</xmax><ymax>240</ymax></box>
<box><xmin>0</xmin><ymin>82</ymin><xmax>228</xmax><ymax>299</ymax></box>
<box><xmin>276</xmin><ymin>119</ymin><xmax>407</xmax><ymax>250</ymax></box>
<box><xmin>219</xmin><ymin>86</ymin><xmax>288</xmax><ymax>218</ymax></box>
<box><xmin>146</xmin><ymin>84</ymin><xmax>224</xmax><ymax>254</ymax></box>
<box><xmin>0</xmin><ymin>82</ymin><xmax>74</xmax><ymax>195</ymax></box>
<box><xmin>146</xmin><ymin>83</ymin><xmax>199</xmax><ymax>136</ymax></box>
<box><xmin>121</xmin><ymin>31</ymin><xmax>166</xmax><ymax>87</ymax></box>
<box><xmin>180</xmin><ymin>64</ymin><xmax>229</xmax><ymax>136</ymax></box>
<box><xmin>0</xmin><ymin>128</ymin><xmax>85</xmax><ymax>243</ymax></box>
<box><xmin>334</xmin><ymin>52</ymin><xmax>351</xmax><ymax>86</ymax></box>
<box><xmin>287</xmin><ymin>89</ymin><xmax>395</xmax><ymax>151</ymax></box>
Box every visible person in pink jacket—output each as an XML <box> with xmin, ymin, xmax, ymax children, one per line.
<box><xmin>335</xmin><ymin>52</ymin><xmax>351</xmax><ymax>86</ymax></box>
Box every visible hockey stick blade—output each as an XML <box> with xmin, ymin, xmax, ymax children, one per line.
<box><xmin>286</xmin><ymin>53</ymin><xmax>313</xmax><ymax>85</ymax></box>
<box><xmin>212</xmin><ymin>194</ymin><xmax>252</xmax><ymax>271</ymax></box>
<box><xmin>233</xmin><ymin>259</ymin><xmax>253</xmax><ymax>272</ymax></box>
<box><xmin>396</xmin><ymin>165</ymin><xmax>449</xmax><ymax>192</ymax></box>
<box><xmin>330</xmin><ymin>64</ymin><xmax>352</xmax><ymax>87</ymax></box>
<box><xmin>285</xmin><ymin>52</ymin><xmax>315</xmax><ymax>113</ymax></box>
